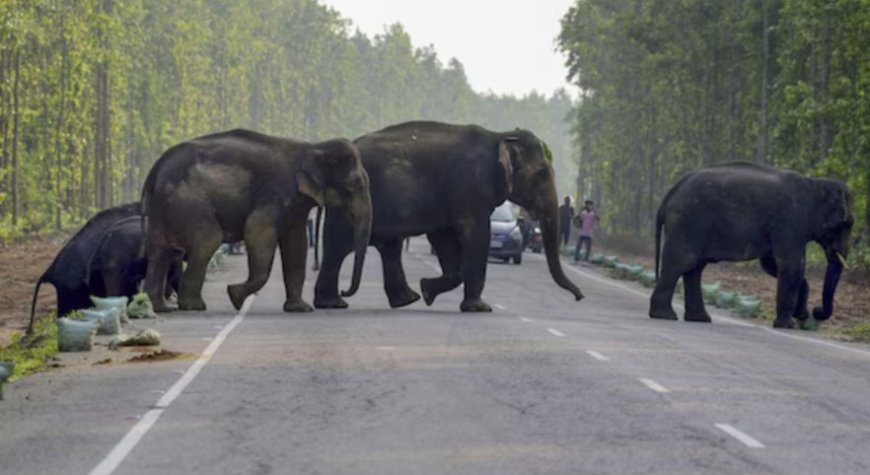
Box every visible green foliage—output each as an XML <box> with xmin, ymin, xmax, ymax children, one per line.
<box><xmin>559</xmin><ymin>0</ymin><xmax>870</xmax><ymax>254</ymax></box>
<box><xmin>0</xmin><ymin>1</ymin><xmax>578</xmax><ymax>235</ymax></box>
<box><xmin>0</xmin><ymin>316</ymin><xmax>59</xmax><ymax>381</ymax></box>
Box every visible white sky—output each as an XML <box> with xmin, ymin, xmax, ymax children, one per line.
<box><xmin>318</xmin><ymin>0</ymin><xmax>577</xmax><ymax>97</ymax></box>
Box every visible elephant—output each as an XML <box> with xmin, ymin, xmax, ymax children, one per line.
<box><xmin>314</xmin><ymin>120</ymin><xmax>585</xmax><ymax>312</ymax></box>
<box><xmin>86</xmin><ymin>216</ymin><xmax>182</xmax><ymax>301</ymax></box>
<box><xmin>28</xmin><ymin>202</ymin><xmax>141</xmax><ymax>332</ymax></box>
<box><xmin>141</xmin><ymin>129</ymin><xmax>372</xmax><ymax>313</ymax></box>
<box><xmin>649</xmin><ymin>161</ymin><xmax>853</xmax><ymax>329</ymax></box>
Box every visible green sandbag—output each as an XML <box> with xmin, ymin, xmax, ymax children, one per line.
<box><xmin>625</xmin><ymin>264</ymin><xmax>645</xmax><ymax>280</ymax></box>
<box><xmin>800</xmin><ymin>318</ymin><xmax>820</xmax><ymax>331</ymax></box>
<box><xmin>0</xmin><ymin>361</ymin><xmax>13</xmax><ymax>400</ymax></box>
<box><xmin>602</xmin><ymin>256</ymin><xmax>620</xmax><ymax>268</ymax></box>
<box><xmin>702</xmin><ymin>282</ymin><xmax>721</xmax><ymax>304</ymax></box>
<box><xmin>589</xmin><ymin>252</ymin><xmax>605</xmax><ymax>265</ymax></box>
<box><xmin>639</xmin><ymin>271</ymin><xmax>657</xmax><ymax>288</ymax></box>
<box><xmin>80</xmin><ymin>308</ymin><xmax>122</xmax><ymax>335</ymax></box>
<box><xmin>715</xmin><ymin>290</ymin><xmax>737</xmax><ymax>308</ymax></box>
<box><xmin>57</xmin><ymin>318</ymin><xmax>98</xmax><ymax>352</ymax></box>
<box><xmin>110</xmin><ymin>328</ymin><xmax>162</xmax><ymax>347</ymax></box>
<box><xmin>127</xmin><ymin>293</ymin><xmax>157</xmax><ymax>319</ymax></box>
<box><xmin>733</xmin><ymin>296</ymin><xmax>762</xmax><ymax>318</ymax></box>
<box><xmin>611</xmin><ymin>263</ymin><xmax>631</xmax><ymax>279</ymax></box>
<box><xmin>91</xmin><ymin>296</ymin><xmax>129</xmax><ymax>324</ymax></box>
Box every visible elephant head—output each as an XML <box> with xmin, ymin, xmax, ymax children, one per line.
<box><xmin>810</xmin><ymin>178</ymin><xmax>853</xmax><ymax>321</ymax></box>
<box><xmin>498</xmin><ymin>130</ymin><xmax>584</xmax><ymax>301</ymax></box>
<box><xmin>298</xmin><ymin>139</ymin><xmax>372</xmax><ymax>297</ymax></box>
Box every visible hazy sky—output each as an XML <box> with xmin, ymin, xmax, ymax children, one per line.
<box><xmin>318</xmin><ymin>0</ymin><xmax>577</xmax><ymax>97</ymax></box>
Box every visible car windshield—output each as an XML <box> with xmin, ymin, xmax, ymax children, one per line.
<box><xmin>491</xmin><ymin>204</ymin><xmax>515</xmax><ymax>222</ymax></box>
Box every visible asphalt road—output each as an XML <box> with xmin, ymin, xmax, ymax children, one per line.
<box><xmin>2</xmin><ymin>237</ymin><xmax>870</xmax><ymax>475</ymax></box>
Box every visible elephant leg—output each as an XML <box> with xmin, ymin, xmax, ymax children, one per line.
<box><xmin>379</xmin><ymin>238</ymin><xmax>421</xmax><ymax>308</ymax></box>
<box><xmin>145</xmin><ymin>243</ymin><xmax>178</xmax><ymax>313</ymax></box>
<box><xmin>278</xmin><ymin>224</ymin><xmax>312</xmax><ymax>313</ymax></box>
<box><xmin>772</xmin><ymin>255</ymin><xmax>805</xmax><ymax>329</ymax></box>
<box><xmin>457</xmin><ymin>216</ymin><xmax>492</xmax><ymax>312</ymax></box>
<box><xmin>420</xmin><ymin>229</ymin><xmax>462</xmax><ymax>306</ymax></box>
<box><xmin>227</xmin><ymin>211</ymin><xmax>278</xmax><ymax>311</ymax></box>
<box><xmin>314</xmin><ymin>214</ymin><xmax>353</xmax><ymax>309</ymax></box>
<box><xmin>649</xmin><ymin>242</ymin><xmax>689</xmax><ymax>320</ymax></box>
<box><xmin>761</xmin><ymin>255</ymin><xmax>808</xmax><ymax>321</ymax></box>
<box><xmin>178</xmin><ymin>223</ymin><xmax>223</xmax><ymax>311</ymax></box>
<box><xmin>682</xmin><ymin>264</ymin><xmax>711</xmax><ymax>322</ymax></box>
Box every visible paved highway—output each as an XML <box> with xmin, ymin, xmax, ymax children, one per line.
<box><xmin>2</xmin><ymin>237</ymin><xmax>870</xmax><ymax>474</ymax></box>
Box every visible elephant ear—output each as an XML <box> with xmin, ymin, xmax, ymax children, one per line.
<box><xmin>297</xmin><ymin>171</ymin><xmax>325</xmax><ymax>207</ymax></box>
<box><xmin>495</xmin><ymin>141</ymin><xmax>515</xmax><ymax>198</ymax></box>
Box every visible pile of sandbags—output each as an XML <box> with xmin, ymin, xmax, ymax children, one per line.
<box><xmin>58</xmin><ymin>294</ymin><xmax>161</xmax><ymax>353</ymax></box>
<box><xmin>0</xmin><ymin>361</ymin><xmax>13</xmax><ymax>400</ymax></box>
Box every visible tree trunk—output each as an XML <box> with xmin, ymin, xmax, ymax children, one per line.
<box><xmin>11</xmin><ymin>48</ymin><xmax>20</xmax><ymax>226</ymax></box>
<box><xmin>756</xmin><ymin>0</ymin><xmax>769</xmax><ymax>163</ymax></box>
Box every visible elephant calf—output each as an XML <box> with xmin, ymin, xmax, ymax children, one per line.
<box><xmin>649</xmin><ymin>161</ymin><xmax>853</xmax><ymax>329</ymax></box>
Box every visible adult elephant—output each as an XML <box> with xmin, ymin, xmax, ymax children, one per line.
<box><xmin>314</xmin><ymin>121</ymin><xmax>584</xmax><ymax>312</ymax></box>
<box><xmin>142</xmin><ymin>129</ymin><xmax>372</xmax><ymax>313</ymax></box>
<box><xmin>86</xmin><ymin>216</ymin><xmax>182</xmax><ymax>302</ymax></box>
<box><xmin>649</xmin><ymin>161</ymin><xmax>853</xmax><ymax>328</ymax></box>
<box><xmin>28</xmin><ymin>202</ymin><xmax>141</xmax><ymax>332</ymax></box>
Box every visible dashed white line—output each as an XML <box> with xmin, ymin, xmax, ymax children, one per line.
<box><xmin>89</xmin><ymin>296</ymin><xmax>255</xmax><ymax>475</ymax></box>
<box><xmin>376</xmin><ymin>346</ymin><xmax>396</xmax><ymax>351</ymax></box>
<box><xmin>715</xmin><ymin>423</ymin><xmax>766</xmax><ymax>449</ymax></box>
<box><xmin>586</xmin><ymin>351</ymin><xmax>610</xmax><ymax>361</ymax></box>
<box><xmin>639</xmin><ymin>378</ymin><xmax>670</xmax><ymax>393</ymax></box>
<box><xmin>518</xmin><ymin>317</ymin><xmax>535</xmax><ymax>323</ymax></box>
<box><xmin>494</xmin><ymin>304</ymin><xmax>507</xmax><ymax>310</ymax></box>
<box><xmin>547</xmin><ymin>328</ymin><xmax>566</xmax><ymax>337</ymax></box>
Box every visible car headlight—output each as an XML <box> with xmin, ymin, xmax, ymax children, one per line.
<box><xmin>509</xmin><ymin>227</ymin><xmax>522</xmax><ymax>240</ymax></box>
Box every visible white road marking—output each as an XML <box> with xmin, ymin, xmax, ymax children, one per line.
<box><xmin>639</xmin><ymin>378</ymin><xmax>670</xmax><ymax>393</ymax></box>
<box><xmin>547</xmin><ymin>328</ymin><xmax>566</xmax><ymax>337</ymax></box>
<box><xmin>519</xmin><ymin>317</ymin><xmax>535</xmax><ymax>323</ymax></box>
<box><xmin>376</xmin><ymin>346</ymin><xmax>396</xmax><ymax>351</ymax></box>
<box><xmin>586</xmin><ymin>351</ymin><xmax>610</xmax><ymax>361</ymax></box>
<box><xmin>89</xmin><ymin>296</ymin><xmax>255</xmax><ymax>475</ymax></box>
<box><xmin>715</xmin><ymin>423</ymin><xmax>766</xmax><ymax>449</ymax></box>
<box><xmin>494</xmin><ymin>304</ymin><xmax>507</xmax><ymax>310</ymax></box>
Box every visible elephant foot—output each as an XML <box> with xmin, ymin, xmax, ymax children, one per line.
<box><xmin>284</xmin><ymin>300</ymin><xmax>313</xmax><ymax>313</ymax></box>
<box><xmin>772</xmin><ymin>317</ymin><xmax>795</xmax><ymax>329</ymax></box>
<box><xmin>460</xmin><ymin>299</ymin><xmax>492</xmax><ymax>313</ymax></box>
<box><xmin>227</xmin><ymin>284</ymin><xmax>249</xmax><ymax>311</ymax></box>
<box><xmin>684</xmin><ymin>311</ymin><xmax>712</xmax><ymax>323</ymax></box>
<box><xmin>178</xmin><ymin>297</ymin><xmax>207</xmax><ymax>311</ymax></box>
<box><xmin>420</xmin><ymin>278</ymin><xmax>439</xmax><ymax>306</ymax></box>
<box><xmin>388</xmin><ymin>288</ymin><xmax>421</xmax><ymax>309</ymax></box>
<box><xmin>649</xmin><ymin>307</ymin><xmax>678</xmax><ymax>320</ymax></box>
<box><xmin>152</xmin><ymin>301</ymin><xmax>178</xmax><ymax>313</ymax></box>
<box><xmin>811</xmin><ymin>306</ymin><xmax>831</xmax><ymax>321</ymax></box>
<box><xmin>314</xmin><ymin>295</ymin><xmax>348</xmax><ymax>309</ymax></box>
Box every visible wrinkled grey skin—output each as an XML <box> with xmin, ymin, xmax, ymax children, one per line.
<box><xmin>314</xmin><ymin>121</ymin><xmax>584</xmax><ymax>312</ymax></box>
<box><xmin>649</xmin><ymin>161</ymin><xmax>853</xmax><ymax>329</ymax></box>
<box><xmin>142</xmin><ymin>129</ymin><xmax>372</xmax><ymax>313</ymax></box>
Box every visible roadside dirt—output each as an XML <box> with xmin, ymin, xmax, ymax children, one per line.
<box><xmin>594</xmin><ymin>236</ymin><xmax>870</xmax><ymax>340</ymax></box>
<box><xmin>0</xmin><ymin>235</ymin><xmax>69</xmax><ymax>347</ymax></box>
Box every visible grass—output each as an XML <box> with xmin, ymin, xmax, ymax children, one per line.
<box><xmin>841</xmin><ymin>322</ymin><xmax>870</xmax><ymax>343</ymax></box>
<box><xmin>0</xmin><ymin>315</ymin><xmax>59</xmax><ymax>382</ymax></box>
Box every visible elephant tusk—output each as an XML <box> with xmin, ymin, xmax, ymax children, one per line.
<box><xmin>837</xmin><ymin>252</ymin><xmax>849</xmax><ymax>269</ymax></box>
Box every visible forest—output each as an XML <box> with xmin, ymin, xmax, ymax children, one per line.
<box><xmin>559</xmin><ymin>0</ymin><xmax>870</xmax><ymax>264</ymax></box>
<box><xmin>0</xmin><ymin>0</ymin><xmax>577</xmax><ymax>239</ymax></box>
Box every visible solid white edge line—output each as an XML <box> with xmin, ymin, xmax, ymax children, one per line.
<box><xmin>89</xmin><ymin>296</ymin><xmax>254</xmax><ymax>475</ymax></box>
<box><xmin>547</xmin><ymin>328</ymin><xmax>565</xmax><ymax>337</ymax></box>
<box><xmin>639</xmin><ymin>378</ymin><xmax>670</xmax><ymax>393</ymax></box>
<box><xmin>560</xmin><ymin>256</ymin><xmax>870</xmax><ymax>356</ymax></box>
<box><xmin>586</xmin><ymin>351</ymin><xmax>610</xmax><ymax>361</ymax></box>
<box><xmin>715</xmin><ymin>423</ymin><xmax>766</xmax><ymax>449</ymax></box>
<box><xmin>494</xmin><ymin>304</ymin><xmax>507</xmax><ymax>310</ymax></box>
<box><xmin>519</xmin><ymin>317</ymin><xmax>534</xmax><ymax>323</ymax></box>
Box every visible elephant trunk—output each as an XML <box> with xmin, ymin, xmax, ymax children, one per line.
<box><xmin>341</xmin><ymin>194</ymin><xmax>372</xmax><ymax>297</ymax></box>
<box><xmin>538</xmin><ymin>202</ymin><xmax>584</xmax><ymax>301</ymax></box>
<box><xmin>813</xmin><ymin>249</ymin><xmax>845</xmax><ymax>321</ymax></box>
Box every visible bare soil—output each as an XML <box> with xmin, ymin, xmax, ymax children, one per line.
<box><xmin>595</xmin><ymin>235</ymin><xmax>870</xmax><ymax>340</ymax></box>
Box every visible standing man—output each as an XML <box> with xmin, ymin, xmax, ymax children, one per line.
<box><xmin>558</xmin><ymin>196</ymin><xmax>574</xmax><ymax>250</ymax></box>
<box><xmin>574</xmin><ymin>200</ymin><xmax>599</xmax><ymax>263</ymax></box>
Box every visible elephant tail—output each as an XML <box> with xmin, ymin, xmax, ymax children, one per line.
<box><xmin>312</xmin><ymin>206</ymin><xmax>323</xmax><ymax>271</ymax></box>
<box><xmin>28</xmin><ymin>273</ymin><xmax>49</xmax><ymax>335</ymax></box>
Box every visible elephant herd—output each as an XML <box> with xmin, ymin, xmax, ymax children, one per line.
<box><xmin>29</xmin><ymin>121</ymin><xmax>854</xmax><ymax>333</ymax></box>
